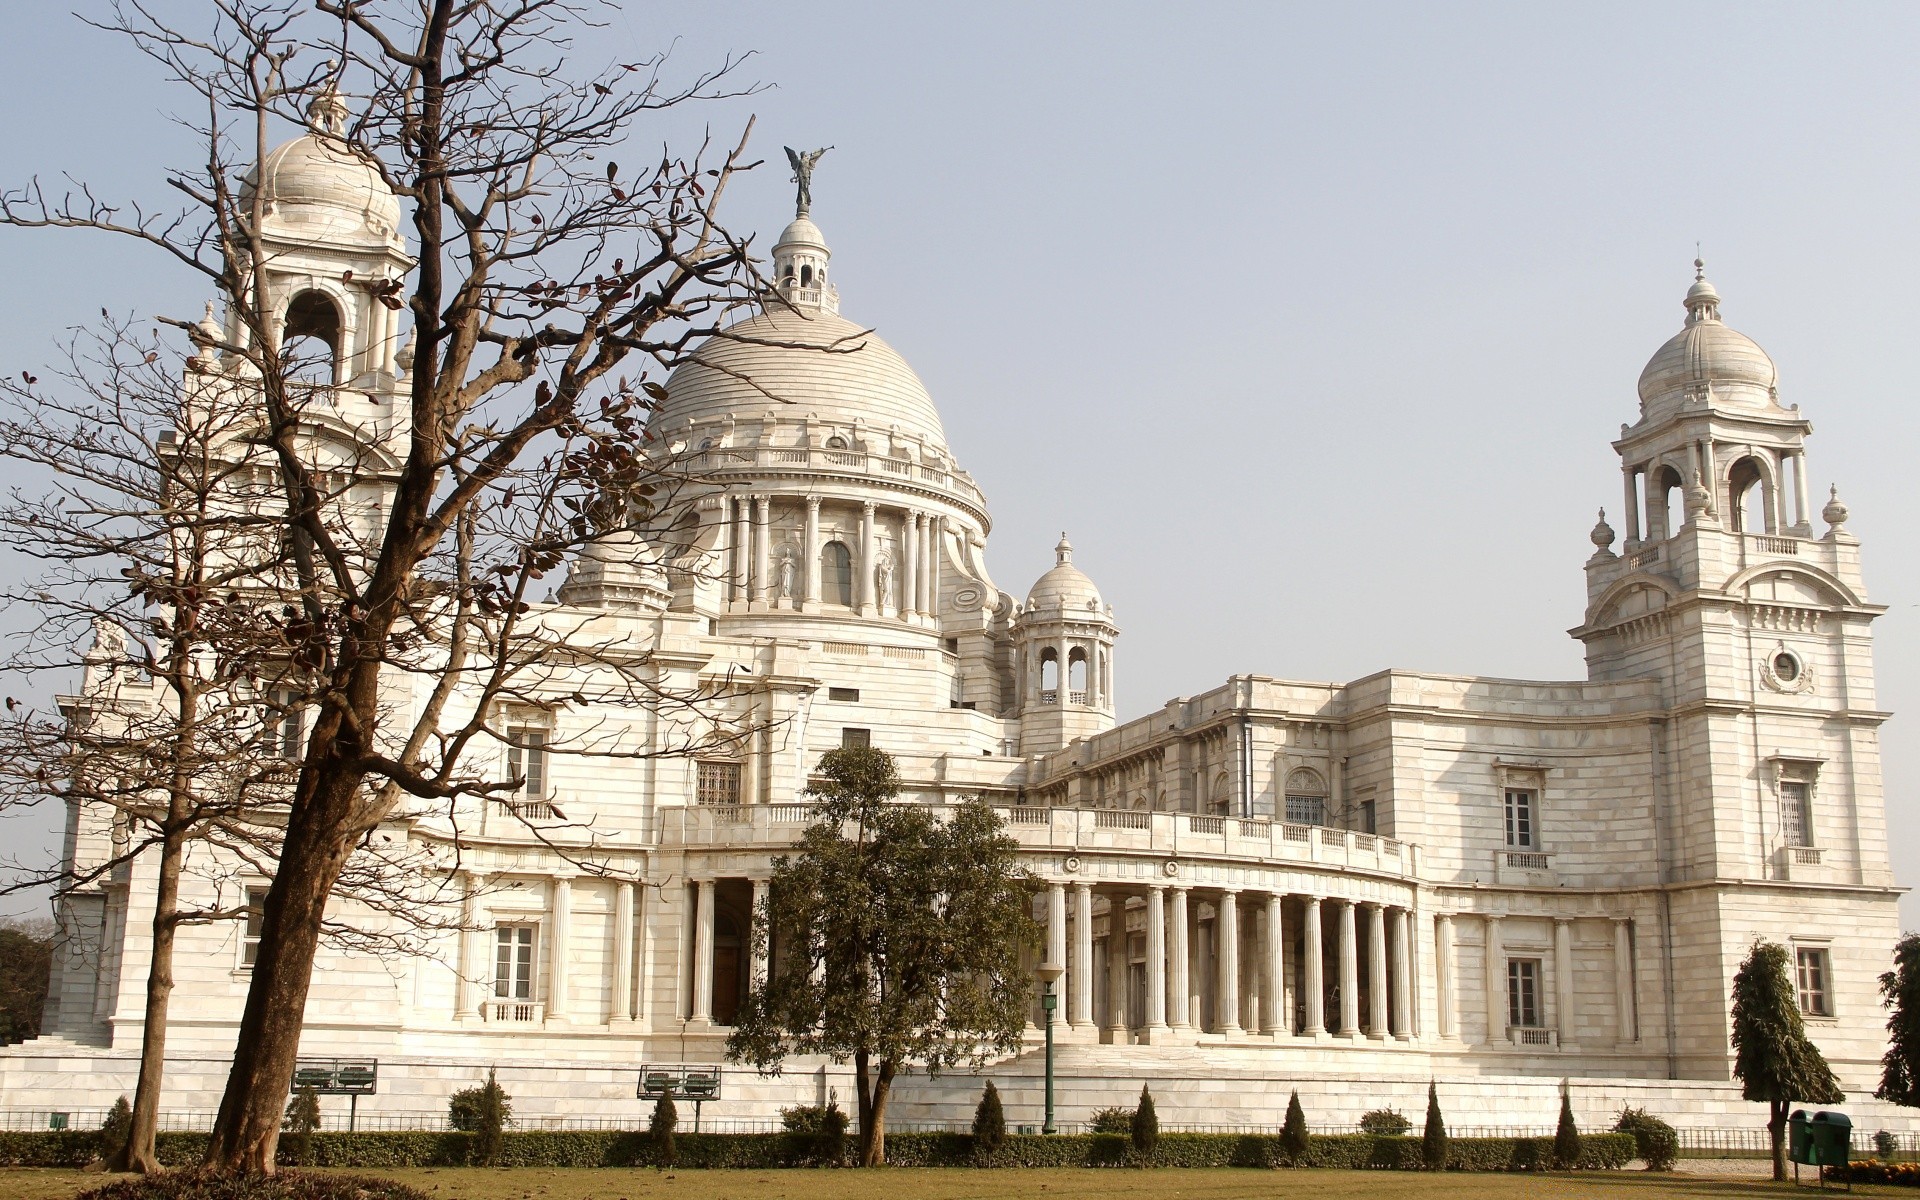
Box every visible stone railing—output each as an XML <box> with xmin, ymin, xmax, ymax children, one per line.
<box><xmin>660</xmin><ymin>804</ymin><xmax>1421</xmax><ymax>879</ymax></box>
<box><xmin>484</xmin><ymin>999</ymin><xmax>544</xmax><ymax>1024</ymax></box>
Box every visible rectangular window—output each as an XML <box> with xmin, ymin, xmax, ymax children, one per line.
<box><xmin>1284</xmin><ymin>794</ymin><xmax>1326</xmax><ymax>826</ymax></box>
<box><xmin>507</xmin><ymin>728</ymin><xmax>548</xmax><ymax>799</ymax></box>
<box><xmin>1504</xmin><ymin>788</ymin><xmax>1538</xmax><ymax>849</ymax></box>
<box><xmin>270</xmin><ymin>689</ymin><xmax>304</xmax><ymax>760</ymax></box>
<box><xmin>696</xmin><ymin>760</ymin><xmax>741</xmax><ymax>806</ymax></box>
<box><xmin>241</xmin><ymin>886</ymin><xmax>269</xmax><ymax>967</ymax></box>
<box><xmin>1796</xmin><ymin>946</ymin><xmax>1833</xmax><ymax>1017</ymax></box>
<box><xmin>1781</xmin><ymin>780</ymin><xmax>1812</xmax><ymax>847</ymax></box>
<box><xmin>841</xmin><ymin>727</ymin><xmax>872</xmax><ymax>750</ymax></box>
<box><xmin>1507</xmin><ymin>958</ymin><xmax>1542</xmax><ymax>1028</ymax></box>
<box><xmin>494</xmin><ymin>925</ymin><xmax>536</xmax><ymax>1000</ymax></box>
<box><xmin>827</xmin><ymin>687</ymin><xmax>860</xmax><ymax>702</ymax></box>
<box><xmin>1360</xmin><ymin>798</ymin><xmax>1377</xmax><ymax>835</ymax></box>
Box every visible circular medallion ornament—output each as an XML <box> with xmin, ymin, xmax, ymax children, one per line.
<box><xmin>1062</xmin><ymin>855</ymin><xmax>1081</xmax><ymax>874</ymax></box>
<box><xmin>1163</xmin><ymin>859</ymin><xmax>1180</xmax><ymax>878</ymax></box>
<box><xmin>1760</xmin><ymin>645</ymin><xmax>1814</xmax><ymax>695</ymax></box>
<box><xmin>953</xmin><ymin>587</ymin><xmax>982</xmax><ymax>611</ymax></box>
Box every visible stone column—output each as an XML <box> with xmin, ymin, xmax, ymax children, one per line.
<box><xmin>1337</xmin><ymin>900</ymin><xmax>1360</xmax><ymax>1037</ymax></box>
<box><xmin>859</xmin><ymin>502</ymin><xmax>877</xmax><ymax>614</ymax></box>
<box><xmin>1302</xmin><ymin>896</ymin><xmax>1326</xmax><ymax>1036</ymax></box>
<box><xmin>1071</xmin><ymin>882</ymin><xmax>1095</xmax><ymax>1030</ymax></box>
<box><xmin>634</xmin><ymin>882</ymin><xmax>652</xmax><ymax>1025</ymax></box>
<box><xmin>1794</xmin><ymin>451</ymin><xmax>1812</xmax><ymax>531</ymax></box>
<box><xmin>1106</xmin><ymin>906</ymin><xmax>1129</xmax><ymax>1037</ymax></box>
<box><xmin>1366</xmin><ymin>902</ymin><xmax>1388</xmax><ymax>1038</ymax></box>
<box><xmin>752</xmin><ymin>495</ymin><xmax>770</xmax><ymax>605</ymax></box>
<box><xmin>751</xmin><ymin>878</ymin><xmax>771</xmax><ymax>989</ymax></box>
<box><xmin>1145</xmin><ymin>885</ymin><xmax>1169</xmax><ymax>1033</ymax></box>
<box><xmin>1621</xmin><ymin>464</ymin><xmax>1641</xmax><ymax>545</ymax></box>
<box><xmin>1217</xmin><ymin>890</ymin><xmax>1242</xmax><ymax>1034</ymax></box>
<box><xmin>456</xmin><ymin>870</ymin><xmax>484</xmax><ymax>1022</ymax></box>
<box><xmin>1390</xmin><ymin>907</ymin><xmax>1411</xmax><ymax>1040</ymax></box>
<box><xmin>1554</xmin><ymin>917</ymin><xmax>1576</xmax><ymax>1047</ymax></box>
<box><xmin>926</xmin><ymin>517</ymin><xmax>942</xmax><ymax>613</ymax></box>
<box><xmin>1169</xmin><ymin>887</ymin><xmax>1191</xmax><ymax>1029</ymax></box>
<box><xmin>1265</xmin><ymin>893</ymin><xmax>1286</xmax><ymax>1035</ymax></box>
<box><xmin>803</xmin><ymin>496</ymin><xmax>822</xmax><ymax>605</ymax></box>
<box><xmin>612</xmin><ymin>880</ymin><xmax>636</xmax><ymax>1023</ymax></box>
<box><xmin>1435</xmin><ymin>914</ymin><xmax>1456</xmax><ymax>1039</ymax></box>
<box><xmin>1613</xmin><ymin>918</ymin><xmax>1637</xmax><ymax>1043</ymax></box>
<box><xmin>902</xmin><ymin>511</ymin><xmax>920</xmax><ymax>619</ymax></box>
<box><xmin>691</xmin><ymin>879</ymin><xmax>716</xmax><ymax>1025</ymax></box>
<box><xmin>1484</xmin><ymin>915</ymin><xmax>1504</xmax><ymax>1045</ymax></box>
<box><xmin>731</xmin><ymin>498</ymin><xmax>749</xmax><ymax>602</ymax></box>
<box><xmin>547</xmin><ymin>875</ymin><xmax>572</xmax><ymax>1022</ymax></box>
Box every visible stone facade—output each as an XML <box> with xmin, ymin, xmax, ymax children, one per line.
<box><xmin>0</xmin><ymin>112</ymin><xmax>1905</xmax><ymax>1133</ymax></box>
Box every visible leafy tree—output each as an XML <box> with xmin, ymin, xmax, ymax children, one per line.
<box><xmin>1612</xmin><ymin>1106</ymin><xmax>1677</xmax><ymax>1171</ymax></box>
<box><xmin>1552</xmin><ymin>1082</ymin><xmax>1581</xmax><ymax>1169</ymax></box>
<box><xmin>1878</xmin><ymin>933</ymin><xmax>1920</xmax><ymax>1108</ymax></box>
<box><xmin>0</xmin><ymin>920</ymin><xmax>51</xmax><ymax>1045</ymax></box>
<box><xmin>649</xmin><ymin>1092</ymin><xmax>679</xmax><ymax>1168</ymax></box>
<box><xmin>1360</xmin><ymin>1108</ymin><xmax>1410</xmax><ymax>1135</ymax></box>
<box><xmin>1131</xmin><ymin>1084</ymin><xmax>1159</xmax><ymax>1167</ymax></box>
<box><xmin>1087</xmin><ymin>1106</ymin><xmax>1135</xmax><ymax>1133</ymax></box>
<box><xmin>727</xmin><ymin>747</ymin><xmax>1039</xmax><ymax>1166</ymax></box>
<box><xmin>1422</xmin><ymin>1081</ymin><xmax>1448</xmax><ymax>1170</ymax></box>
<box><xmin>470</xmin><ymin>1069</ymin><xmax>511</xmax><ymax>1167</ymax></box>
<box><xmin>780</xmin><ymin>1099</ymin><xmax>848</xmax><ymax>1166</ymax></box>
<box><xmin>98</xmin><ymin>1096</ymin><xmax>132</xmax><ymax>1165</ymax></box>
<box><xmin>1281</xmin><ymin>1090</ymin><xmax>1310</xmax><ymax>1163</ymax></box>
<box><xmin>282</xmin><ymin>1086</ymin><xmax>321</xmax><ymax>1166</ymax></box>
<box><xmin>1731</xmin><ymin>939</ymin><xmax>1844</xmax><ymax>1180</ymax></box>
<box><xmin>971</xmin><ymin>1081</ymin><xmax>1006</xmax><ymax>1167</ymax></box>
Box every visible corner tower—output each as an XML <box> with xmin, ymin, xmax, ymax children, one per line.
<box><xmin>1013</xmin><ymin>535</ymin><xmax>1118</xmax><ymax>754</ymax></box>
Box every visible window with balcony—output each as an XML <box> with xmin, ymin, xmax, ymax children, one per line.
<box><xmin>1780</xmin><ymin>779</ymin><xmax>1813</xmax><ymax>848</ymax></box>
<box><xmin>696</xmin><ymin>760</ymin><xmax>742</xmax><ymax>806</ymax></box>
<box><xmin>1504</xmin><ymin>788</ymin><xmax>1538</xmax><ymax>849</ymax></box>
<box><xmin>494</xmin><ymin>924</ymin><xmax>536</xmax><ymax>1001</ymax></box>
<box><xmin>1507</xmin><ymin>958</ymin><xmax>1542</xmax><ymax>1028</ymax></box>
<box><xmin>506</xmin><ymin>727</ymin><xmax>548</xmax><ymax>800</ymax></box>
<box><xmin>269</xmin><ymin>688</ymin><xmax>305</xmax><ymax>760</ymax></box>
<box><xmin>1796</xmin><ymin>945</ymin><xmax>1833</xmax><ymax>1018</ymax></box>
<box><xmin>1284</xmin><ymin>767</ymin><xmax>1327</xmax><ymax>826</ymax></box>
<box><xmin>240</xmin><ymin>886</ymin><xmax>269</xmax><ymax>968</ymax></box>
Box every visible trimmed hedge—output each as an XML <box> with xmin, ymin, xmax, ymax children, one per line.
<box><xmin>0</xmin><ymin>1127</ymin><xmax>1635</xmax><ymax>1171</ymax></box>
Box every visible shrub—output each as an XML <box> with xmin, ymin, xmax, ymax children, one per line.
<box><xmin>1360</xmin><ymin>1108</ymin><xmax>1412</xmax><ymax>1136</ymax></box>
<box><xmin>282</xmin><ymin>1087</ymin><xmax>322</xmax><ymax>1167</ymax></box>
<box><xmin>650</xmin><ymin>1091</ymin><xmax>679</xmax><ymax>1168</ymax></box>
<box><xmin>75</xmin><ymin>1171</ymin><xmax>429</xmax><ymax>1200</ymax></box>
<box><xmin>971</xmin><ymin>1081</ymin><xmax>1006</xmax><ymax>1166</ymax></box>
<box><xmin>1280</xmin><ymin>1090</ymin><xmax>1309</xmax><ymax>1163</ymax></box>
<box><xmin>1131</xmin><ymin>1085</ymin><xmax>1158</xmax><ymax>1166</ymax></box>
<box><xmin>780</xmin><ymin>1098</ymin><xmax>848</xmax><ymax>1166</ymax></box>
<box><xmin>1088</xmin><ymin>1106</ymin><xmax>1134</xmax><ymax>1134</ymax></box>
<box><xmin>1552</xmin><ymin>1085</ymin><xmax>1581</xmax><ymax>1169</ymax></box>
<box><xmin>470</xmin><ymin>1069</ymin><xmax>510</xmax><ymax>1166</ymax></box>
<box><xmin>98</xmin><ymin>1096</ymin><xmax>132</xmax><ymax>1164</ymax></box>
<box><xmin>1422</xmin><ymin>1082</ymin><xmax>1447</xmax><ymax>1170</ymax></box>
<box><xmin>1612</xmin><ymin>1106</ymin><xmax>1678</xmax><ymax>1171</ymax></box>
<box><xmin>1878</xmin><ymin>1130</ymin><xmax>1900</xmax><ymax>1160</ymax></box>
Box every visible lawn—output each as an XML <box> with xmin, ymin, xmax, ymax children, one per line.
<box><xmin>0</xmin><ymin>1167</ymin><xmax>1901</xmax><ymax>1200</ymax></box>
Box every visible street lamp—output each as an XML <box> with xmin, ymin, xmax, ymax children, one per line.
<box><xmin>1036</xmin><ymin>961</ymin><xmax>1063</xmax><ymax>1135</ymax></box>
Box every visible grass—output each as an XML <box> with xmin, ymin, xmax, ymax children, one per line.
<box><xmin>0</xmin><ymin>1166</ymin><xmax>1900</xmax><ymax>1200</ymax></box>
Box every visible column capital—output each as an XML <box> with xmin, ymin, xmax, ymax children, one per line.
<box><xmin>862</xmin><ymin>499</ymin><xmax>877</xmax><ymax>514</ymax></box>
<box><xmin>1553</xmin><ymin>915</ymin><xmax>1575</xmax><ymax>926</ymax></box>
<box><xmin>1147</xmin><ymin>882</ymin><xmax>1168</xmax><ymax>895</ymax></box>
<box><xmin>1071</xmin><ymin>880</ymin><xmax>1092</xmax><ymax>896</ymax></box>
<box><xmin>805</xmin><ymin>494</ymin><xmax>822</xmax><ymax>510</ymax></box>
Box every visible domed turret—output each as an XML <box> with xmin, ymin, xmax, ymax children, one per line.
<box><xmin>239</xmin><ymin>84</ymin><xmax>404</xmax><ymax>249</ymax></box>
<box><xmin>1025</xmin><ymin>534</ymin><xmax>1105</xmax><ymax>614</ymax></box>
<box><xmin>556</xmin><ymin>531</ymin><xmax>672</xmax><ymax>614</ymax></box>
<box><xmin>1636</xmin><ymin>260</ymin><xmax>1778</xmax><ymax>414</ymax></box>
<box><xmin>1013</xmin><ymin>534</ymin><xmax>1117</xmax><ymax>754</ymax></box>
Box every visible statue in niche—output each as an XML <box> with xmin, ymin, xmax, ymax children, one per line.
<box><xmin>874</xmin><ymin>557</ymin><xmax>894</xmax><ymax>609</ymax></box>
<box><xmin>776</xmin><ymin>552</ymin><xmax>796</xmax><ymax>602</ymax></box>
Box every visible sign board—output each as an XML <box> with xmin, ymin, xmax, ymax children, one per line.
<box><xmin>636</xmin><ymin>1064</ymin><xmax>722</xmax><ymax>1101</ymax></box>
<box><xmin>290</xmin><ymin>1058</ymin><xmax>379</xmax><ymax>1095</ymax></box>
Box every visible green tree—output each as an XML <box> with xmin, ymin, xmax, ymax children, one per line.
<box><xmin>1422</xmin><ymin>1081</ymin><xmax>1448</xmax><ymax>1170</ymax></box>
<box><xmin>1131</xmin><ymin>1084</ymin><xmax>1159</xmax><ymax>1167</ymax></box>
<box><xmin>971</xmin><ymin>1082</ymin><xmax>1006</xmax><ymax>1167</ymax></box>
<box><xmin>1612</xmin><ymin>1106</ymin><xmax>1678</xmax><ymax>1171</ymax></box>
<box><xmin>1732</xmin><ymin>939</ymin><xmax>1844</xmax><ymax>1180</ymax></box>
<box><xmin>727</xmin><ymin>747</ymin><xmax>1039</xmax><ymax>1166</ymax></box>
<box><xmin>650</xmin><ymin>1092</ymin><xmax>678</xmax><ymax>1168</ymax></box>
<box><xmin>0</xmin><ymin>920</ymin><xmax>52</xmax><ymax>1045</ymax></box>
<box><xmin>98</xmin><ymin>1096</ymin><xmax>132</xmax><ymax>1165</ymax></box>
<box><xmin>1281</xmin><ymin>1090</ymin><xmax>1310</xmax><ymax>1163</ymax></box>
<box><xmin>1552</xmin><ymin>1082</ymin><xmax>1581</xmax><ymax>1169</ymax></box>
<box><xmin>471</xmin><ymin>1069</ymin><xmax>511</xmax><ymax>1167</ymax></box>
<box><xmin>282</xmin><ymin>1086</ymin><xmax>321</xmax><ymax>1167</ymax></box>
<box><xmin>1878</xmin><ymin>932</ymin><xmax>1920</xmax><ymax>1108</ymax></box>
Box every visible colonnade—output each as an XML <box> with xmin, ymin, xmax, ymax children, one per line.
<box><xmin>717</xmin><ymin>493</ymin><xmax>943</xmax><ymax>618</ymax></box>
<box><xmin>452</xmin><ymin>871</ymin><xmax>649</xmax><ymax>1027</ymax></box>
<box><xmin>1037</xmin><ymin>881</ymin><xmax>1416</xmax><ymax>1042</ymax></box>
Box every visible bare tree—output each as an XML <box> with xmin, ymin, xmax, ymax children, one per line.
<box><xmin>3</xmin><ymin>0</ymin><xmax>778</xmax><ymax>1174</ymax></box>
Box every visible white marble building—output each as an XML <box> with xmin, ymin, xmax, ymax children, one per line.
<box><xmin>1</xmin><ymin>107</ymin><xmax>1908</xmax><ymax>1133</ymax></box>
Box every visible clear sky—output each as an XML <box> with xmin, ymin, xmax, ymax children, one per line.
<box><xmin>2</xmin><ymin>2</ymin><xmax>1916</xmax><ymax>924</ymax></box>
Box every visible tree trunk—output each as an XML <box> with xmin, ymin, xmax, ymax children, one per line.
<box><xmin>1770</xmin><ymin>1100</ymin><xmax>1788</xmax><ymax>1182</ymax></box>
<box><xmin>203</xmin><ymin>776</ymin><xmax>358</xmax><ymax>1174</ymax></box>
<box><xmin>853</xmin><ymin>1047</ymin><xmax>875</xmax><ymax>1166</ymax></box>
<box><xmin>110</xmin><ymin>833</ymin><xmax>184</xmax><ymax>1174</ymax></box>
<box><xmin>860</xmin><ymin>1059</ymin><xmax>895</xmax><ymax>1168</ymax></box>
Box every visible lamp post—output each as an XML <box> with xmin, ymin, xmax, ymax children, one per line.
<box><xmin>1037</xmin><ymin>961</ymin><xmax>1063</xmax><ymax>1135</ymax></box>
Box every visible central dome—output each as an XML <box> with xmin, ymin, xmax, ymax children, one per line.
<box><xmin>1635</xmin><ymin>269</ymin><xmax>1777</xmax><ymax>411</ymax></box>
<box><xmin>239</xmin><ymin>87</ymin><xmax>402</xmax><ymax>249</ymax></box>
<box><xmin>656</xmin><ymin>304</ymin><xmax>951</xmax><ymax>457</ymax></box>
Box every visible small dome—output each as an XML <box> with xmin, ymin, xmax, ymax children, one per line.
<box><xmin>1636</xmin><ymin>263</ymin><xmax>1777</xmax><ymax>410</ymax></box>
<box><xmin>239</xmin><ymin>87</ymin><xmax>403</xmax><ymax>247</ymax></box>
<box><xmin>1025</xmin><ymin>534</ymin><xmax>1106</xmax><ymax>613</ymax></box>
<box><xmin>775</xmin><ymin>215</ymin><xmax>828</xmax><ymax>252</ymax></box>
<box><xmin>556</xmin><ymin>530</ymin><xmax>671</xmax><ymax>612</ymax></box>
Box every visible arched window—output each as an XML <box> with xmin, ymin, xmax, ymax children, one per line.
<box><xmin>1068</xmin><ymin>647</ymin><xmax>1088</xmax><ymax>702</ymax></box>
<box><xmin>282</xmin><ymin>290</ymin><xmax>343</xmax><ymax>385</ymax></box>
<box><xmin>800</xmin><ymin>264</ymin><xmax>813</xmax><ymax>287</ymax></box>
<box><xmin>1039</xmin><ymin>647</ymin><xmax>1059</xmax><ymax>702</ymax></box>
<box><xmin>1284</xmin><ymin>767</ymin><xmax>1328</xmax><ymax>826</ymax></box>
<box><xmin>824</xmin><ymin>434</ymin><xmax>849</xmax><ymax>450</ymax></box>
<box><xmin>1729</xmin><ymin>456</ymin><xmax>1772</xmax><ymax>534</ymax></box>
<box><xmin>1209</xmin><ymin>772</ymin><xmax>1232</xmax><ymax>816</ymax></box>
<box><xmin>821</xmin><ymin>541</ymin><xmax>854</xmax><ymax>605</ymax></box>
<box><xmin>1652</xmin><ymin>465</ymin><xmax>1684</xmax><ymax>540</ymax></box>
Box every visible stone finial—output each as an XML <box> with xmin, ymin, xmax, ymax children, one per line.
<box><xmin>1055</xmin><ymin>533</ymin><xmax>1073</xmax><ymax>565</ymax></box>
<box><xmin>1822</xmin><ymin>484</ymin><xmax>1850</xmax><ymax>532</ymax></box>
<box><xmin>1685</xmin><ymin>469</ymin><xmax>1714</xmax><ymax>519</ymax></box>
<box><xmin>1684</xmin><ymin>256</ymin><xmax>1721</xmax><ymax>326</ymax></box>
<box><xmin>1589</xmin><ymin>508</ymin><xmax>1616</xmax><ymax>551</ymax></box>
<box><xmin>189</xmin><ymin>300</ymin><xmax>223</xmax><ymax>370</ymax></box>
<box><xmin>308</xmin><ymin>76</ymin><xmax>349</xmax><ymax>138</ymax></box>
<box><xmin>395</xmin><ymin>327</ymin><xmax>416</xmax><ymax>375</ymax></box>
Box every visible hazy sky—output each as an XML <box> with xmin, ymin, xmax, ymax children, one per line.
<box><xmin>2</xmin><ymin>2</ymin><xmax>1917</xmax><ymax>923</ymax></box>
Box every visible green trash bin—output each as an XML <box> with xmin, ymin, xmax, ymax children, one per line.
<box><xmin>1791</xmin><ymin>1110</ymin><xmax>1813</xmax><ymax>1165</ymax></box>
<box><xmin>1810</xmin><ymin>1111</ymin><xmax>1852</xmax><ymax>1166</ymax></box>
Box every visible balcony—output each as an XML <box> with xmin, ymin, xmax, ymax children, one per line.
<box><xmin>1494</xmin><ymin>848</ymin><xmax>1556</xmax><ymax>886</ymax></box>
<box><xmin>1508</xmin><ymin>1026</ymin><xmax>1557</xmax><ymax>1048</ymax></box>
<box><xmin>1777</xmin><ymin>844</ymin><xmax>1829</xmax><ymax>882</ymax></box>
<box><xmin>484</xmin><ymin>999</ymin><xmax>545</xmax><ymax>1024</ymax></box>
<box><xmin>680</xmin><ymin>445</ymin><xmax>988</xmax><ymax>513</ymax></box>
